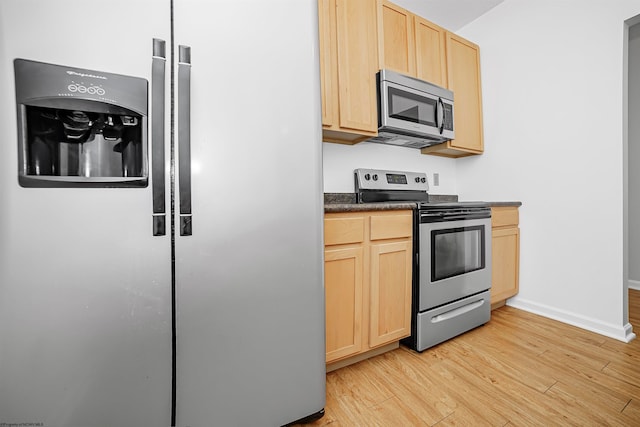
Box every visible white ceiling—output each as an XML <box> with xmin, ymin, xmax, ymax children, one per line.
<box><xmin>391</xmin><ymin>0</ymin><xmax>504</xmax><ymax>31</ymax></box>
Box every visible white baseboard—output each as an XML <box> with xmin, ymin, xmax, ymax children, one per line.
<box><xmin>629</xmin><ymin>279</ymin><xmax>640</xmax><ymax>291</ymax></box>
<box><xmin>506</xmin><ymin>297</ymin><xmax>636</xmax><ymax>343</ymax></box>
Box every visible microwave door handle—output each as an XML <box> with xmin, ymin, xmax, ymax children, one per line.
<box><xmin>178</xmin><ymin>45</ymin><xmax>193</xmax><ymax>236</ymax></box>
<box><xmin>151</xmin><ymin>38</ymin><xmax>167</xmax><ymax>236</ymax></box>
<box><xmin>437</xmin><ymin>98</ymin><xmax>445</xmax><ymax>134</ymax></box>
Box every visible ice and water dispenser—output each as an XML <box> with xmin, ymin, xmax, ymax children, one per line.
<box><xmin>14</xmin><ymin>59</ymin><xmax>148</xmax><ymax>187</ymax></box>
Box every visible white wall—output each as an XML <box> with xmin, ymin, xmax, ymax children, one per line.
<box><xmin>629</xmin><ymin>23</ymin><xmax>640</xmax><ymax>290</ymax></box>
<box><xmin>323</xmin><ymin>142</ymin><xmax>458</xmax><ymax>195</ymax></box>
<box><xmin>455</xmin><ymin>0</ymin><xmax>640</xmax><ymax>341</ymax></box>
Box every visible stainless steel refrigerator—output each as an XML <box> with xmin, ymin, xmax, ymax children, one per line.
<box><xmin>0</xmin><ymin>1</ymin><xmax>326</xmax><ymax>426</ymax></box>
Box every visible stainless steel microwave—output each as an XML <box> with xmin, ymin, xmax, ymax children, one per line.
<box><xmin>365</xmin><ymin>69</ymin><xmax>454</xmax><ymax>149</ymax></box>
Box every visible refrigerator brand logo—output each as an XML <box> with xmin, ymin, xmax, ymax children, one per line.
<box><xmin>66</xmin><ymin>70</ymin><xmax>107</xmax><ymax>80</ymax></box>
<box><xmin>67</xmin><ymin>81</ymin><xmax>106</xmax><ymax>96</ymax></box>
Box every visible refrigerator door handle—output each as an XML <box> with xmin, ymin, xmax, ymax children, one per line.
<box><xmin>152</xmin><ymin>38</ymin><xmax>167</xmax><ymax>236</ymax></box>
<box><xmin>178</xmin><ymin>45</ymin><xmax>192</xmax><ymax>236</ymax></box>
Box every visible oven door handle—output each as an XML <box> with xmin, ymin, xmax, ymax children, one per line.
<box><xmin>431</xmin><ymin>299</ymin><xmax>485</xmax><ymax>323</ymax></box>
<box><xmin>420</xmin><ymin>213</ymin><xmax>490</xmax><ymax>222</ymax></box>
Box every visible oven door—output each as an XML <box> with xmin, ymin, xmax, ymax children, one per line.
<box><xmin>418</xmin><ymin>217</ymin><xmax>491</xmax><ymax>311</ymax></box>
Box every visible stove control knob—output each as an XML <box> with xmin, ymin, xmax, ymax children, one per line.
<box><xmin>421</xmin><ymin>177</ymin><xmax>426</xmax><ymax>183</ymax></box>
<box><xmin>372</xmin><ymin>174</ymin><xmax>378</xmax><ymax>181</ymax></box>
<box><xmin>364</xmin><ymin>173</ymin><xmax>371</xmax><ymax>181</ymax></box>
<box><xmin>415</xmin><ymin>177</ymin><xmax>420</xmax><ymax>183</ymax></box>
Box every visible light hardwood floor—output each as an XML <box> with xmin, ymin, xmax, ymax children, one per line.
<box><xmin>301</xmin><ymin>290</ymin><xmax>640</xmax><ymax>426</ymax></box>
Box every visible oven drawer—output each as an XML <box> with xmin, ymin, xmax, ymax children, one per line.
<box><xmin>415</xmin><ymin>290</ymin><xmax>490</xmax><ymax>351</ymax></box>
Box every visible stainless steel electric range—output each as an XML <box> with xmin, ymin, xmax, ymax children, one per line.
<box><xmin>355</xmin><ymin>168</ymin><xmax>492</xmax><ymax>351</ymax></box>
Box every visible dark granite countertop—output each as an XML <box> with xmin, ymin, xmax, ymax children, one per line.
<box><xmin>487</xmin><ymin>201</ymin><xmax>523</xmax><ymax>207</ymax></box>
<box><xmin>324</xmin><ymin>193</ymin><xmax>521</xmax><ymax>212</ymax></box>
<box><xmin>325</xmin><ymin>201</ymin><xmax>418</xmax><ymax>212</ymax></box>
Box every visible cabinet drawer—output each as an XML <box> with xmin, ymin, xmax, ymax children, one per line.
<box><xmin>370</xmin><ymin>212</ymin><xmax>412</xmax><ymax>240</ymax></box>
<box><xmin>325</xmin><ymin>215</ymin><xmax>365</xmax><ymax>245</ymax></box>
<box><xmin>492</xmin><ymin>207</ymin><xmax>519</xmax><ymax>228</ymax></box>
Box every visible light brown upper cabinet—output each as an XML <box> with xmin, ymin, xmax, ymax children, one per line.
<box><xmin>319</xmin><ymin>0</ymin><xmax>485</xmax><ymax>156</ymax></box>
<box><xmin>421</xmin><ymin>33</ymin><xmax>484</xmax><ymax>157</ymax></box>
<box><xmin>377</xmin><ymin>1</ymin><xmax>448</xmax><ymax>88</ymax></box>
<box><xmin>377</xmin><ymin>0</ymin><xmax>416</xmax><ymax>77</ymax></box>
<box><xmin>318</xmin><ymin>0</ymin><xmax>379</xmax><ymax>144</ymax></box>
<box><xmin>376</xmin><ymin>1</ymin><xmax>484</xmax><ymax>157</ymax></box>
<box><xmin>414</xmin><ymin>16</ymin><xmax>447</xmax><ymax>88</ymax></box>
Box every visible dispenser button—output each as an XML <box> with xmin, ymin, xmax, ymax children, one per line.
<box><xmin>122</xmin><ymin>116</ymin><xmax>138</xmax><ymax>126</ymax></box>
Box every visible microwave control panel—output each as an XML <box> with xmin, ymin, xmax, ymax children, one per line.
<box><xmin>442</xmin><ymin>102</ymin><xmax>454</xmax><ymax>131</ymax></box>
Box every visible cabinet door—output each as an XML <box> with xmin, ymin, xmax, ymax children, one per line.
<box><xmin>318</xmin><ymin>0</ymin><xmax>336</xmax><ymax>127</ymax></box>
<box><xmin>491</xmin><ymin>227</ymin><xmax>520</xmax><ymax>304</ymax></box>
<box><xmin>414</xmin><ymin>16</ymin><xmax>447</xmax><ymax>87</ymax></box>
<box><xmin>335</xmin><ymin>0</ymin><xmax>378</xmax><ymax>132</ymax></box>
<box><xmin>325</xmin><ymin>246</ymin><xmax>364</xmax><ymax>362</ymax></box>
<box><xmin>446</xmin><ymin>32</ymin><xmax>484</xmax><ymax>152</ymax></box>
<box><xmin>378</xmin><ymin>0</ymin><xmax>416</xmax><ymax>76</ymax></box>
<box><xmin>369</xmin><ymin>240</ymin><xmax>412</xmax><ymax>348</ymax></box>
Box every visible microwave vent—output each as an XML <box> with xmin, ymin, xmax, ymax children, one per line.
<box><xmin>365</xmin><ymin>132</ymin><xmax>441</xmax><ymax>149</ymax></box>
<box><xmin>366</xmin><ymin>135</ymin><xmax>396</xmax><ymax>144</ymax></box>
<box><xmin>406</xmin><ymin>141</ymin><xmax>431</xmax><ymax>149</ymax></box>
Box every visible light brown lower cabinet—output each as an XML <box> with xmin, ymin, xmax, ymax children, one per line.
<box><xmin>324</xmin><ymin>245</ymin><xmax>364</xmax><ymax>361</ymax></box>
<box><xmin>491</xmin><ymin>206</ymin><xmax>520</xmax><ymax>308</ymax></box>
<box><xmin>324</xmin><ymin>210</ymin><xmax>412</xmax><ymax>369</ymax></box>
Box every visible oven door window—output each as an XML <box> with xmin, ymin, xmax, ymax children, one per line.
<box><xmin>388</xmin><ymin>87</ymin><xmax>437</xmax><ymax>127</ymax></box>
<box><xmin>431</xmin><ymin>225</ymin><xmax>485</xmax><ymax>281</ymax></box>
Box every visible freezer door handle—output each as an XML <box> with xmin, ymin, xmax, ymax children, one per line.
<box><xmin>178</xmin><ymin>45</ymin><xmax>192</xmax><ymax>236</ymax></box>
<box><xmin>151</xmin><ymin>38</ymin><xmax>167</xmax><ymax>236</ymax></box>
